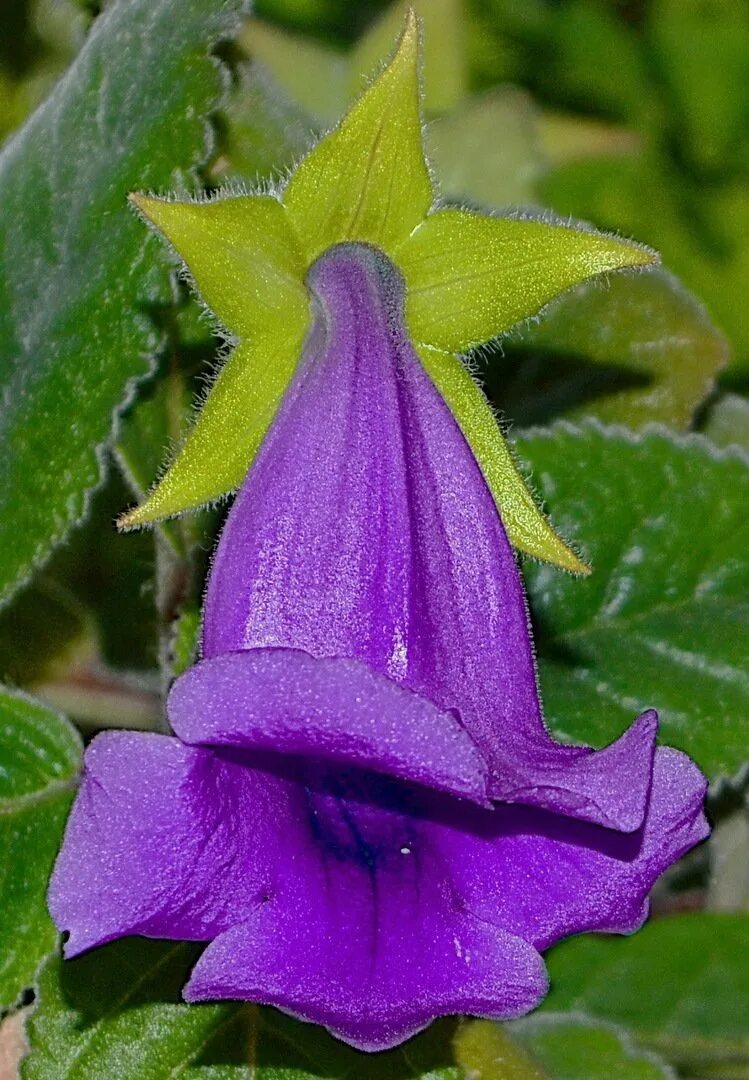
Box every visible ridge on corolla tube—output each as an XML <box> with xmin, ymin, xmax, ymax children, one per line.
<box><xmin>50</xmin><ymin>241</ymin><xmax>709</xmax><ymax>1053</ymax></box>
<box><xmin>184</xmin><ymin>242</ymin><xmax>660</xmax><ymax>832</ymax></box>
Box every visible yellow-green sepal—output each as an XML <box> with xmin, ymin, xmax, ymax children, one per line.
<box><xmin>121</xmin><ymin>193</ymin><xmax>310</xmax><ymax>528</ymax></box>
<box><xmin>130</xmin><ymin>192</ymin><xmax>308</xmax><ymax>340</ymax></box>
<box><xmin>398</xmin><ymin>207</ymin><xmax>658</xmax><ymax>354</ymax></box>
<box><xmin>283</xmin><ymin>10</ymin><xmax>432</xmax><ymax>262</ymax></box>
<box><xmin>119</xmin><ymin>322</ymin><xmax>308</xmax><ymax>528</ymax></box>
<box><xmin>415</xmin><ymin>344</ymin><xmax>589</xmax><ymax>574</ymax></box>
<box><xmin>349</xmin><ymin>0</ymin><xmax>466</xmax><ymax>115</ymax></box>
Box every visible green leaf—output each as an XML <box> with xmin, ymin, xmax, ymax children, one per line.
<box><xmin>516</xmin><ymin>423</ymin><xmax>749</xmax><ymax>782</ymax></box>
<box><xmin>397</xmin><ymin>208</ymin><xmax>657</xmax><ymax>354</ymax></box>
<box><xmin>649</xmin><ymin>0</ymin><xmax>749</xmax><ymax>174</ymax></box>
<box><xmin>540</xmin><ymin>153</ymin><xmax>749</xmax><ymax>370</ymax></box>
<box><xmin>497</xmin><ymin>268</ymin><xmax>728</xmax><ymax>430</ymax></box>
<box><xmin>426</xmin><ymin>88</ymin><xmax>544</xmax><ymax>208</ymax></box>
<box><xmin>541</xmin><ymin>914</ymin><xmax>749</xmax><ymax>1074</ymax></box>
<box><xmin>22</xmin><ymin>942</ymin><xmax>251</xmax><ymax>1079</ymax></box>
<box><xmin>240</xmin><ymin>17</ymin><xmax>348</xmax><ymax>128</ymax></box>
<box><xmin>0</xmin><ymin>0</ymin><xmax>249</xmax><ymax>608</ymax></box>
<box><xmin>23</xmin><ymin>938</ymin><xmax>459</xmax><ymax>1078</ymax></box>
<box><xmin>283</xmin><ymin>10</ymin><xmax>433</xmax><ymax>262</ymax></box>
<box><xmin>415</xmin><ymin>344</ymin><xmax>589</xmax><ymax>574</ymax></box>
<box><xmin>214</xmin><ymin>60</ymin><xmax>318</xmax><ymax>183</ymax></box>
<box><xmin>0</xmin><ymin>687</ymin><xmax>81</xmax><ymax>1009</ymax></box>
<box><xmin>534</xmin><ymin>0</ymin><xmax>652</xmax><ymax>124</ymax></box>
<box><xmin>703</xmin><ymin>394</ymin><xmax>749</xmax><ymax>452</ymax></box>
<box><xmin>508</xmin><ymin>1015</ymin><xmax>674</xmax><ymax>1079</ymax></box>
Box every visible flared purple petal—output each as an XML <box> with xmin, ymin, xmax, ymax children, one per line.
<box><xmin>427</xmin><ymin>745</ymin><xmax>709</xmax><ymax>952</ymax></box>
<box><xmin>167</xmin><ymin>647</ymin><xmax>489</xmax><ymax>803</ymax></box>
<box><xmin>201</xmin><ymin>241</ymin><xmax>656</xmax><ymax>831</ymax></box>
<box><xmin>185</xmin><ymin>904</ymin><xmax>545</xmax><ymax>1053</ymax></box>
<box><xmin>48</xmin><ymin>731</ymin><xmax>307</xmax><ymax>957</ymax></box>
<box><xmin>50</xmin><ymin>725</ymin><xmax>705</xmax><ymax>1050</ymax></box>
<box><xmin>184</xmin><ymin>840</ymin><xmax>546</xmax><ymax>1052</ymax></box>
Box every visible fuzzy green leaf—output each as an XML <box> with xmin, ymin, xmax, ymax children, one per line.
<box><xmin>0</xmin><ymin>688</ymin><xmax>81</xmax><ymax>1010</ymax></box>
<box><xmin>542</xmin><ymin>914</ymin><xmax>749</xmax><ymax>1075</ymax></box>
<box><xmin>703</xmin><ymin>393</ymin><xmax>749</xmax><ymax>452</ymax></box>
<box><xmin>517</xmin><ymin>422</ymin><xmax>749</xmax><ymax>782</ymax></box>
<box><xmin>498</xmin><ymin>267</ymin><xmax>728</xmax><ymax>430</ymax></box>
<box><xmin>453</xmin><ymin>1020</ymin><xmax>547</xmax><ymax>1079</ymax></box>
<box><xmin>508</xmin><ymin>1015</ymin><xmax>673</xmax><ymax>1079</ymax></box>
<box><xmin>397</xmin><ymin>208</ymin><xmax>657</xmax><ymax>354</ymax></box>
<box><xmin>283</xmin><ymin>11</ymin><xmax>432</xmax><ymax>262</ymax></box>
<box><xmin>23</xmin><ymin>939</ymin><xmax>459</xmax><ymax>1078</ymax></box>
<box><xmin>0</xmin><ymin>0</ymin><xmax>250</xmax><ymax>607</ymax></box>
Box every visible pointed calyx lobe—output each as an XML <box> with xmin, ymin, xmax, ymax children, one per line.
<box><xmin>51</xmin><ymin>243</ymin><xmax>708</xmax><ymax>1052</ymax></box>
<box><xmin>121</xmin><ymin>11</ymin><xmax>656</xmax><ymax>575</ymax></box>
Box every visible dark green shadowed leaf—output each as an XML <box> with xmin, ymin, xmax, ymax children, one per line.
<box><xmin>508</xmin><ymin>1015</ymin><xmax>674</xmax><ymax>1079</ymax></box>
<box><xmin>541</xmin><ymin>914</ymin><xmax>749</xmax><ymax>1075</ymax></box>
<box><xmin>540</xmin><ymin>153</ymin><xmax>749</xmax><ymax>371</ymax></box>
<box><xmin>516</xmin><ymin>423</ymin><xmax>749</xmax><ymax>783</ymax></box>
<box><xmin>649</xmin><ymin>0</ymin><xmax>749</xmax><ymax>175</ymax></box>
<box><xmin>494</xmin><ymin>268</ymin><xmax>728</xmax><ymax>430</ymax></box>
<box><xmin>0</xmin><ymin>0</ymin><xmax>250</xmax><ymax>608</ymax></box>
<box><xmin>23</xmin><ymin>939</ymin><xmax>459</xmax><ymax>1078</ymax></box>
<box><xmin>0</xmin><ymin>688</ymin><xmax>81</xmax><ymax>1009</ymax></box>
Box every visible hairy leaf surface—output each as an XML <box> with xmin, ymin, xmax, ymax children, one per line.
<box><xmin>0</xmin><ymin>0</ymin><xmax>249</xmax><ymax>606</ymax></box>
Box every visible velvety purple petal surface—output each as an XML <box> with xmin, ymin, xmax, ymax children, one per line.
<box><xmin>48</xmin><ymin>732</ymin><xmax>307</xmax><ymax>957</ymax></box>
<box><xmin>201</xmin><ymin>241</ymin><xmax>657</xmax><ymax>830</ymax></box>
<box><xmin>50</xmin><ymin>729</ymin><xmax>706</xmax><ymax>1050</ymax></box>
<box><xmin>426</xmin><ymin>745</ymin><xmax>709</xmax><ymax>952</ymax></box>
<box><xmin>168</xmin><ymin>646</ymin><xmax>489</xmax><ymax>803</ymax></box>
<box><xmin>184</xmin><ymin>885</ymin><xmax>546</xmax><ymax>1052</ymax></box>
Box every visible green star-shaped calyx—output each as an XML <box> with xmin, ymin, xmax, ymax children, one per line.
<box><xmin>122</xmin><ymin>11</ymin><xmax>657</xmax><ymax>574</ymax></box>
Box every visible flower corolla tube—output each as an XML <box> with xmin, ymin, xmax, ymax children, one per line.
<box><xmin>50</xmin><ymin>243</ymin><xmax>708</xmax><ymax>1051</ymax></box>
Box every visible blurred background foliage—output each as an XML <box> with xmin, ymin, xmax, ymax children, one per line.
<box><xmin>0</xmin><ymin>1</ymin><xmax>747</xmax><ymax>1076</ymax></box>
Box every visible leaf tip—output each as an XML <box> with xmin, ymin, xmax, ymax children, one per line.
<box><xmin>590</xmin><ymin>233</ymin><xmax>660</xmax><ymax>276</ymax></box>
<box><xmin>392</xmin><ymin>6</ymin><xmax>420</xmax><ymax>74</ymax></box>
<box><xmin>115</xmin><ymin>505</ymin><xmax>148</xmax><ymax>532</ymax></box>
<box><xmin>127</xmin><ymin>191</ymin><xmax>159</xmax><ymax>217</ymax></box>
<box><xmin>127</xmin><ymin>192</ymin><xmax>186</xmax><ymax>240</ymax></box>
<box><xmin>116</xmin><ymin>493</ymin><xmax>166</xmax><ymax>531</ymax></box>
